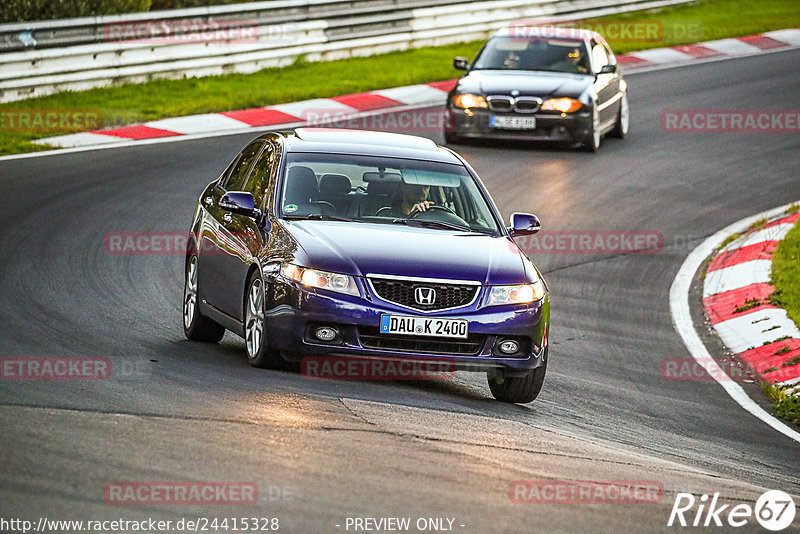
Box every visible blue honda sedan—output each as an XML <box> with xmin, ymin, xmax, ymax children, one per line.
<box><xmin>183</xmin><ymin>128</ymin><xmax>550</xmax><ymax>403</ymax></box>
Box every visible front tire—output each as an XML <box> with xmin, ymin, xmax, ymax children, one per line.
<box><xmin>608</xmin><ymin>93</ymin><xmax>629</xmax><ymax>139</ymax></box>
<box><xmin>183</xmin><ymin>254</ymin><xmax>225</xmax><ymax>342</ymax></box>
<box><xmin>488</xmin><ymin>355</ymin><xmax>547</xmax><ymax>404</ymax></box>
<box><xmin>244</xmin><ymin>270</ymin><xmax>281</xmax><ymax>368</ymax></box>
<box><xmin>579</xmin><ymin>106</ymin><xmax>601</xmax><ymax>152</ymax></box>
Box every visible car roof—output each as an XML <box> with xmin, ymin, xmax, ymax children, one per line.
<box><xmin>492</xmin><ymin>25</ymin><xmax>603</xmax><ymax>44</ymax></box>
<box><xmin>268</xmin><ymin>128</ymin><xmax>463</xmax><ymax>164</ymax></box>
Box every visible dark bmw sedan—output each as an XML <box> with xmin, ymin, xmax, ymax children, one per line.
<box><xmin>445</xmin><ymin>26</ymin><xmax>628</xmax><ymax>151</ymax></box>
<box><xmin>183</xmin><ymin>128</ymin><xmax>550</xmax><ymax>403</ymax></box>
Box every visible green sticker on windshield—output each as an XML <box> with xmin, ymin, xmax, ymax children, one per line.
<box><xmin>284</xmin><ymin>204</ymin><xmax>298</xmax><ymax>213</ymax></box>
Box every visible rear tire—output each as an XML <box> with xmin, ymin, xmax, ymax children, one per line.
<box><xmin>244</xmin><ymin>270</ymin><xmax>282</xmax><ymax>369</ymax></box>
<box><xmin>183</xmin><ymin>254</ymin><xmax>225</xmax><ymax>342</ymax></box>
<box><xmin>488</xmin><ymin>354</ymin><xmax>547</xmax><ymax>404</ymax></box>
<box><xmin>608</xmin><ymin>93</ymin><xmax>629</xmax><ymax>139</ymax></box>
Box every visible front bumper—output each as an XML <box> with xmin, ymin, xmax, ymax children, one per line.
<box><xmin>264</xmin><ymin>279</ymin><xmax>549</xmax><ymax>373</ymax></box>
<box><xmin>447</xmin><ymin>107</ymin><xmax>591</xmax><ymax>143</ymax></box>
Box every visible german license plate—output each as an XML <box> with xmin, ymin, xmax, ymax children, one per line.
<box><xmin>490</xmin><ymin>116</ymin><xmax>536</xmax><ymax>129</ymax></box>
<box><xmin>380</xmin><ymin>315</ymin><xmax>468</xmax><ymax>339</ymax></box>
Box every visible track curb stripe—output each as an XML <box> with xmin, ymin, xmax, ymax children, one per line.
<box><xmin>670</xmin><ymin>201</ymin><xmax>800</xmax><ymax>444</ymax></box>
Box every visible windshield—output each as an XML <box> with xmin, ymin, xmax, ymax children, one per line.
<box><xmin>472</xmin><ymin>36</ymin><xmax>591</xmax><ymax>74</ymax></box>
<box><xmin>280</xmin><ymin>153</ymin><xmax>501</xmax><ymax>234</ymax></box>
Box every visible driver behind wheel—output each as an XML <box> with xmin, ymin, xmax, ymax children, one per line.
<box><xmin>383</xmin><ymin>183</ymin><xmax>434</xmax><ymax>217</ymax></box>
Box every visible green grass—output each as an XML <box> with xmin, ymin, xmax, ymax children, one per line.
<box><xmin>2</xmin><ymin>0</ymin><xmax>800</xmax><ymax>155</ymax></box>
<box><xmin>761</xmin><ymin>383</ymin><xmax>800</xmax><ymax>428</ymax></box>
<box><xmin>770</xmin><ymin>219</ymin><xmax>800</xmax><ymax>327</ymax></box>
<box><xmin>734</xmin><ymin>298</ymin><xmax>764</xmax><ymax>314</ymax></box>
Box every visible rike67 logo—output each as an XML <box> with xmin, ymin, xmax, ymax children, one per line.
<box><xmin>668</xmin><ymin>490</ymin><xmax>796</xmax><ymax>531</ymax></box>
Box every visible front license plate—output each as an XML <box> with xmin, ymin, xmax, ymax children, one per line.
<box><xmin>490</xmin><ymin>116</ymin><xmax>536</xmax><ymax>130</ymax></box>
<box><xmin>380</xmin><ymin>315</ymin><xmax>468</xmax><ymax>339</ymax></box>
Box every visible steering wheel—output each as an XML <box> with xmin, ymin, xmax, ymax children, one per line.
<box><xmin>410</xmin><ymin>204</ymin><xmax>457</xmax><ymax>218</ymax></box>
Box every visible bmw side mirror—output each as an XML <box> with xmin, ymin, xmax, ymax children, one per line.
<box><xmin>219</xmin><ymin>191</ymin><xmax>261</xmax><ymax>219</ymax></box>
<box><xmin>508</xmin><ymin>212</ymin><xmax>541</xmax><ymax>237</ymax></box>
<box><xmin>453</xmin><ymin>57</ymin><xmax>469</xmax><ymax>70</ymax></box>
<box><xmin>598</xmin><ymin>64</ymin><xmax>617</xmax><ymax>74</ymax></box>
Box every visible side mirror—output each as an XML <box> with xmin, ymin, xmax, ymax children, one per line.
<box><xmin>598</xmin><ymin>64</ymin><xmax>617</xmax><ymax>74</ymax></box>
<box><xmin>508</xmin><ymin>212</ymin><xmax>541</xmax><ymax>237</ymax></box>
<box><xmin>219</xmin><ymin>191</ymin><xmax>260</xmax><ymax>218</ymax></box>
<box><xmin>453</xmin><ymin>57</ymin><xmax>469</xmax><ymax>71</ymax></box>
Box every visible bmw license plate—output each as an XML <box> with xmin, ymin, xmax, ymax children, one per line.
<box><xmin>490</xmin><ymin>116</ymin><xmax>536</xmax><ymax>130</ymax></box>
<box><xmin>380</xmin><ymin>315</ymin><xmax>468</xmax><ymax>339</ymax></box>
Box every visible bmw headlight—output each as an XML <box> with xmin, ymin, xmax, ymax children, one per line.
<box><xmin>453</xmin><ymin>94</ymin><xmax>488</xmax><ymax>109</ymax></box>
<box><xmin>486</xmin><ymin>280</ymin><xmax>545</xmax><ymax>306</ymax></box>
<box><xmin>541</xmin><ymin>97</ymin><xmax>583</xmax><ymax>113</ymax></box>
<box><xmin>281</xmin><ymin>264</ymin><xmax>359</xmax><ymax>296</ymax></box>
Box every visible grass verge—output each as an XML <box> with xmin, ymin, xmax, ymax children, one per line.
<box><xmin>770</xmin><ymin>213</ymin><xmax>800</xmax><ymax>327</ymax></box>
<box><xmin>761</xmin><ymin>383</ymin><xmax>800</xmax><ymax>428</ymax></box>
<box><xmin>2</xmin><ymin>0</ymin><xmax>800</xmax><ymax>155</ymax></box>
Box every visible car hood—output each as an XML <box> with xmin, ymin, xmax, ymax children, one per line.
<box><xmin>282</xmin><ymin>220</ymin><xmax>529</xmax><ymax>285</ymax></box>
<box><xmin>455</xmin><ymin>70</ymin><xmax>592</xmax><ymax>97</ymax></box>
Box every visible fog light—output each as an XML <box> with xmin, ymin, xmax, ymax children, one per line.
<box><xmin>315</xmin><ymin>326</ymin><xmax>339</xmax><ymax>342</ymax></box>
<box><xmin>498</xmin><ymin>339</ymin><xmax>520</xmax><ymax>355</ymax></box>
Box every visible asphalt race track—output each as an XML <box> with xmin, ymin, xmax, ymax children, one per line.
<box><xmin>1</xmin><ymin>49</ymin><xmax>799</xmax><ymax>533</ymax></box>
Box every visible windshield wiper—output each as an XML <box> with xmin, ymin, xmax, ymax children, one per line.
<box><xmin>284</xmin><ymin>214</ymin><xmax>353</xmax><ymax>222</ymax></box>
<box><xmin>391</xmin><ymin>218</ymin><xmax>477</xmax><ymax>233</ymax></box>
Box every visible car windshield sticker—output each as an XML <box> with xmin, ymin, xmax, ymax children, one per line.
<box><xmin>284</xmin><ymin>204</ymin><xmax>298</xmax><ymax>213</ymax></box>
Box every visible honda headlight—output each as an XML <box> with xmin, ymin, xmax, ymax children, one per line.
<box><xmin>486</xmin><ymin>281</ymin><xmax>545</xmax><ymax>306</ymax></box>
<box><xmin>281</xmin><ymin>264</ymin><xmax>359</xmax><ymax>296</ymax></box>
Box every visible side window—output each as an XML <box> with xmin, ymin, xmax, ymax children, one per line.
<box><xmin>224</xmin><ymin>142</ymin><xmax>262</xmax><ymax>191</ymax></box>
<box><xmin>591</xmin><ymin>43</ymin><xmax>610</xmax><ymax>71</ymax></box>
<box><xmin>243</xmin><ymin>143</ymin><xmax>275</xmax><ymax>207</ymax></box>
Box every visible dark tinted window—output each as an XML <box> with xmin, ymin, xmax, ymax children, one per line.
<box><xmin>224</xmin><ymin>142</ymin><xmax>262</xmax><ymax>191</ymax></box>
<box><xmin>243</xmin><ymin>143</ymin><xmax>275</xmax><ymax>207</ymax></box>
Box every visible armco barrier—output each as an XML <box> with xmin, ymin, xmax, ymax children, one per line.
<box><xmin>0</xmin><ymin>0</ymin><xmax>695</xmax><ymax>102</ymax></box>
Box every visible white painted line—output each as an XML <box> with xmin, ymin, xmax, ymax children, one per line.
<box><xmin>145</xmin><ymin>113</ymin><xmax>250</xmax><ymax>134</ymax></box>
<box><xmin>763</xmin><ymin>29</ymin><xmax>800</xmax><ymax>46</ymax></box>
<box><xmin>703</xmin><ymin>260</ymin><xmax>772</xmax><ymax>297</ymax></box>
<box><xmin>373</xmin><ymin>84</ymin><xmax>448</xmax><ymax>105</ymax></box>
<box><xmin>31</xmin><ymin>132</ymin><xmax>125</xmax><ymax>148</ymax></box>
<box><xmin>670</xmin><ymin>200</ymin><xmax>800</xmax><ymax>444</ymax></box>
<box><xmin>713</xmin><ymin>308</ymin><xmax>800</xmax><ymax>354</ymax></box>
<box><xmin>271</xmin><ymin>98</ymin><xmax>355</xmax><ymax>120</ymax></box>
<box><xmin>702</xmin><ymin>38</ymin><xmax>763</xmax><ymax>56</ymax></box>
<box><xmin>721</xmin><ymin>223</ymin><xmax>795</xmax><ymax>252</ymax></box>
<box><xmin>628</xmin><ymin>47</ymin><xmax>694</xmax><ymax>64</ymax></box>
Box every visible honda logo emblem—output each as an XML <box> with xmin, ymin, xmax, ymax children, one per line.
<box><xmin>414</xmin><ymin>287</ymin><xmax>436</xmax><ymax>306</ymax></box>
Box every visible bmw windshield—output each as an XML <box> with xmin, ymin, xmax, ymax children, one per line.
<box><xmin>279</xmin><ymin>153</ymin><xmax>502</xmax><ymax>235</ymax></box>
<box><xmin>472</xmin><ymin>36</ymin><xmax>591</xmax><ymax>74</ymax></box>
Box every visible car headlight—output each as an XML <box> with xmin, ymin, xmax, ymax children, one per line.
<box><xmin>281</xmin><ymin>264</ymin><xmax>359</xmax><ymax>296</ymax></box>
<box><xmin>453</xmin><ymin>94</ymin><xmax>488</xmax><ymax>109</ymax></box>
<box><xmin>541</xmin><ymin>98</ymin><xmax>583</xmax><ymax>113</ymax></box>
<box><xmin>486</xmin><ymin>281</ymin><xmax>545</xmax><ymax>306</ymax></box>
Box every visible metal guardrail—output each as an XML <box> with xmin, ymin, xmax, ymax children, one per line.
<box><xmin>0</xmin><ymin>0</ymin><xmax>695</xmax><ymax>103</ymax></box>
